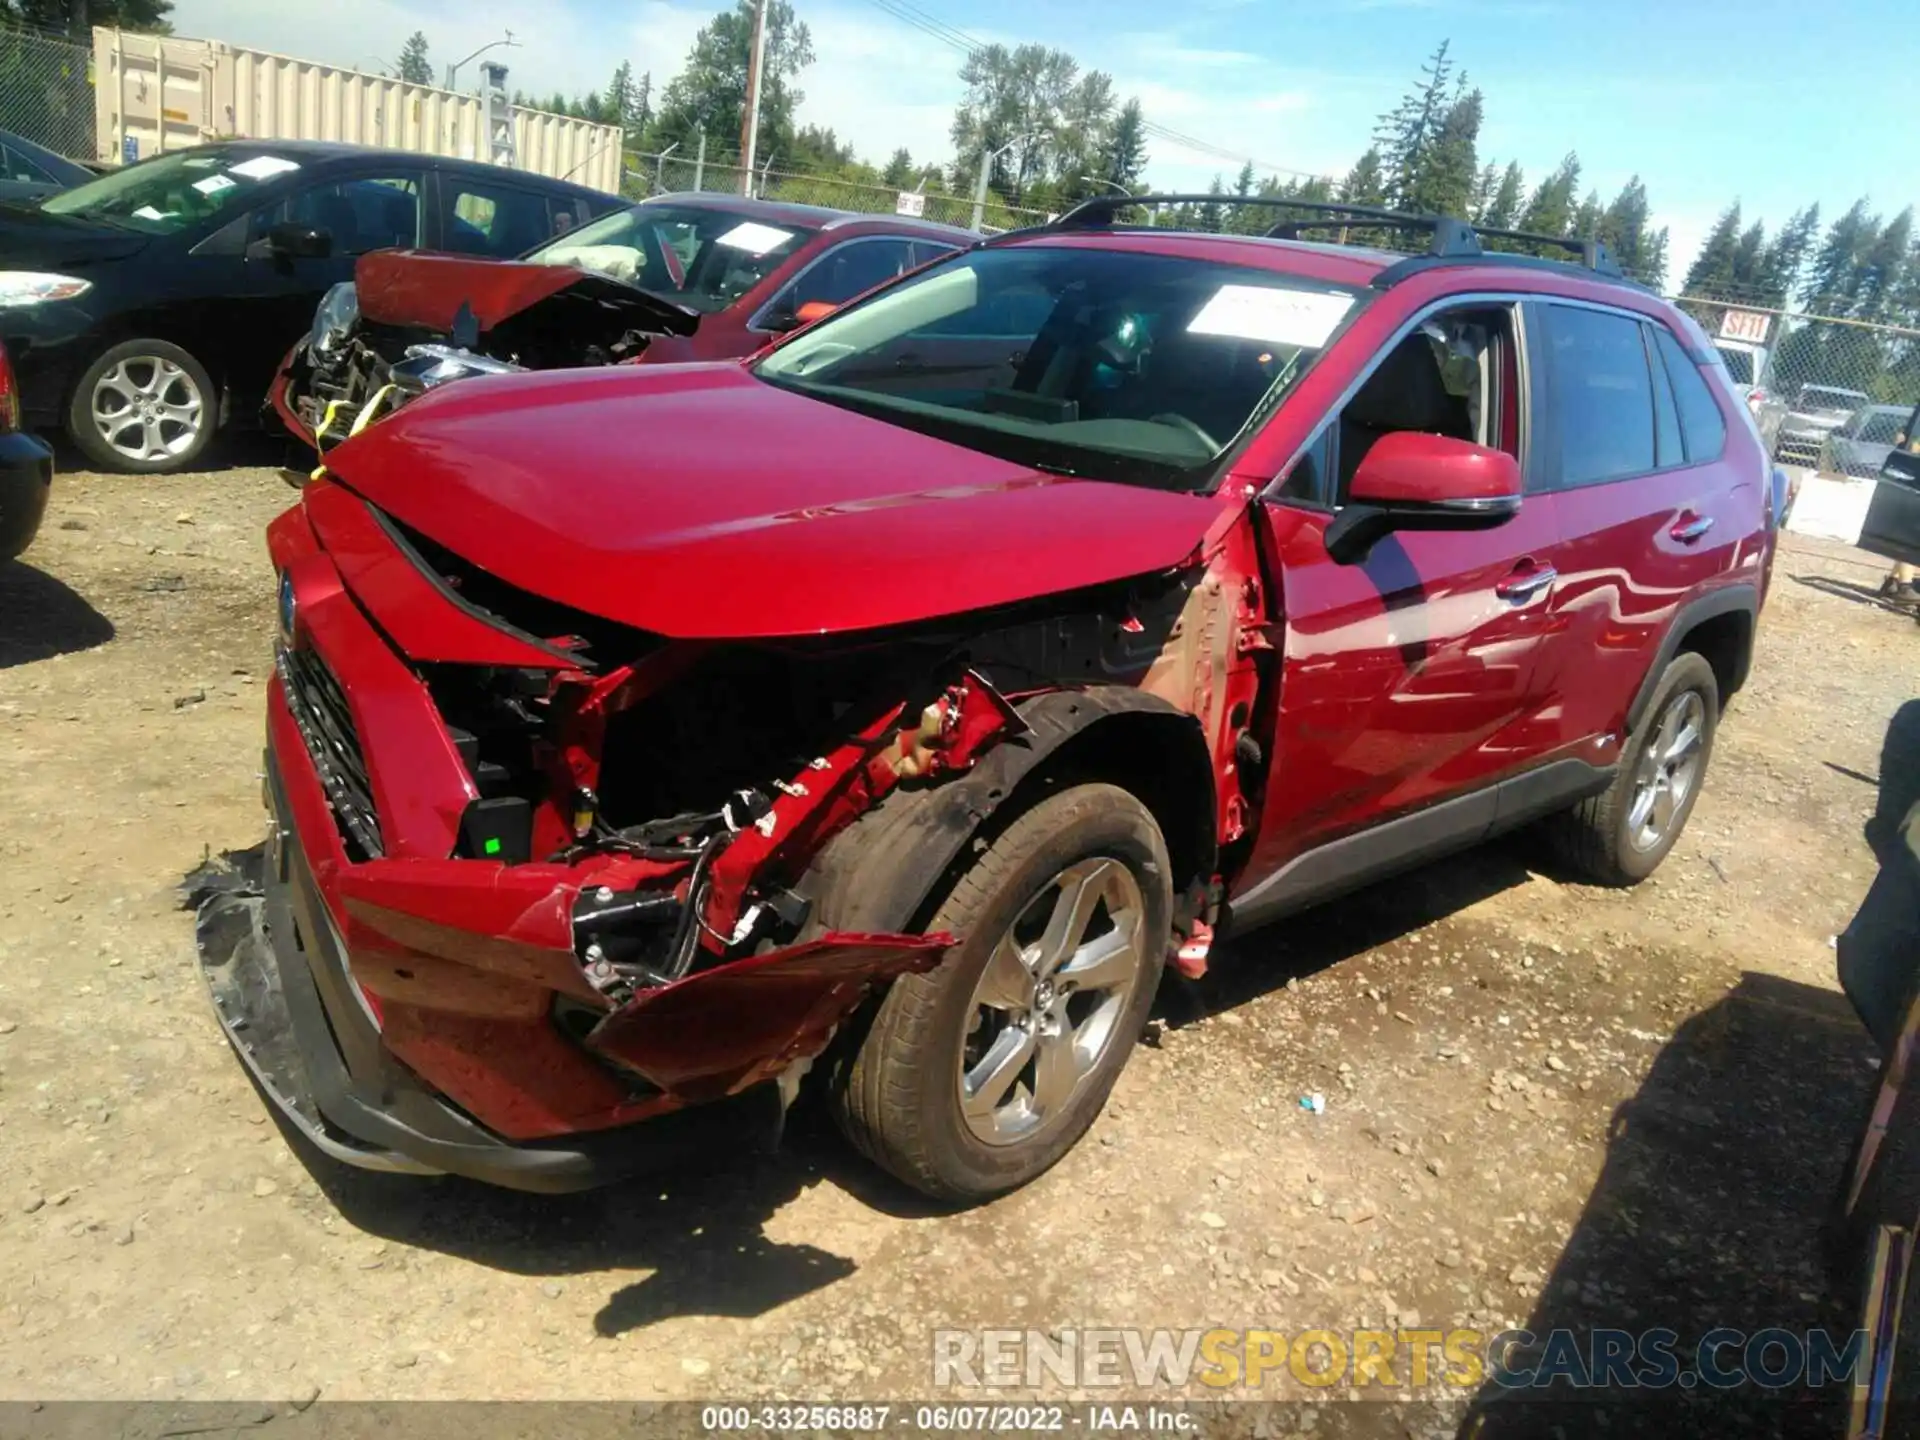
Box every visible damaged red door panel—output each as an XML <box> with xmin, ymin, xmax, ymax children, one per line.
<box><xmin>588</xmin><ymin>933</ymin><xmax>950</xmax><ymax>1103</ymax></box>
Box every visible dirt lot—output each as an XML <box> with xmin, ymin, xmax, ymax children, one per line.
<box><xmin>1</xmin><ymin>460</ymin><xmax>1915</xmax><ymax>1431</ymax></box>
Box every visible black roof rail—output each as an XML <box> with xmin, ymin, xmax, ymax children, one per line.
<box><xmin>1025</xmin><ymin>192</ymin><xmax>1635</xmax><ymax>287</ymax></box>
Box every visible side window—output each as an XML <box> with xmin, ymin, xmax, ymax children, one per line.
<box><xmin>0</xmin><ymin>143</ymin><xmax>53</xmax><ymax>184</ymax></box>
<box><xmin>786</xmin><ymin>239</ymin><xmax>915</xmax><ymax>311</ymax></box>
<box><xmin>441</xmin><ymin>180</ymin><xmax>554</xmax><ymax>257</ymax></box>
<box><xmin>1331</xmin><ymin>305</ymin><xmax>1521</xmax><ymax>502</ymax></box>
<box><xmin>1651</xmin><ymin>325</ymin><xmax>1727</xmax><ymax>464</ymax></box>
<box><xmin>1543</xmin><ymin>304</ymin><xmax>1656</xmax><ymax>487</ymax></box>
<box><xmin>910</xmin><ymin>240</ymin><xmax>961</xmax><ymax>269</ymax></box>
<box><xmin>278</xmin><ymin>175</ymin><xmax>423</xmax><ymax>255</ymax></box>
<box><xmin>1645</xmin><ymin>324</ymin><xmax>1684</xmax><ymax>468</ymax></box>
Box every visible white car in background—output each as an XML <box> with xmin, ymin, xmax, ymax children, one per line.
<box><xmin>1714</xmin><ymin>338</ymin><xmax>1783</xmax><ymax>450</ymax></box>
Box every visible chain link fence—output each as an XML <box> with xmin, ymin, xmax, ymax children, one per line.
<box><xmin>0</xmin><ymin>23</ymin><xmax>94</xmax><ymax>163</ymax></box>
<box><xmin>1678</xmin><ymin>295</ymin><xmax>1920</xmax><ymax>475</ymax></box>
<box><xmin>625</xmin><ymin>149</ymin><xmax>1049</xmax><ymax>233</ymax></box>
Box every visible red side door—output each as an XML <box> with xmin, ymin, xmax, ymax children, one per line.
<box><xmin>1525</xmin><ymin>301</ymin><xmax>1751</xmax><ymax>753</ymax></box>
<box><xmin>1240</xmin><ymin>298</ymin><xmax>1563</xmax><ymax>890</ymax></box>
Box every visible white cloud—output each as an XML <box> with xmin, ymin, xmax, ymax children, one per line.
<box><xmin>164</xmin><ymin>0</ymin><xmax>1353</xmax><ymax>197</ymax></box>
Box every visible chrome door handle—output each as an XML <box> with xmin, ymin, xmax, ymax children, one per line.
<box><xmin>1671</xmin><ymin>515</ymin><xmax>1715</xmax><ymax>543</ymax></box>
<box><xmin>1495</xmin><ymin>565</ymin><xmax>1557</xmax><ymax>602</ymax></box>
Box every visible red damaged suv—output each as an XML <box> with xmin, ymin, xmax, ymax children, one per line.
<box><xmin>211</xmin><ymin>197</ymin><xmax>1783</xmax><ymax>1202</ymax></box>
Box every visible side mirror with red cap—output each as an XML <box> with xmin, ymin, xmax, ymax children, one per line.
<box><xmin>1324</xmin><ymin>431</ymin><xmax>1522</xmax><ymax>565</ymax></box>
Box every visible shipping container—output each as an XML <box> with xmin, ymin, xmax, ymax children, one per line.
<box><xmin>92</xmin><ymin>28</ymin><xmax>623</xmax><ymax>195</ymax></box>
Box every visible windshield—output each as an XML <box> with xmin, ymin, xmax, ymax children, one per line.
<box><xmin>752</xmin><ymin>245</ymin><xmax>1359</xmax><ymax>490</ymax></box>
<box><xmin>40</xmin><ymin>147</ymin><xmax>304</xmax><ymax>235</ymax></box>
<box><xmin>1714</xmin><ymin>346</ymin><xmax>1756</xmax><ymax>384</ymax></box>
<box><xmin>1858</xmin><ymin>410</ymin><xmax>1908</xmax><ymax>445</ymax></box>
<box><xmin>527</xmin><ymin>202</ymin><xmax>815</xmax><ymax>313</ymax></box>
<box><xmin>1798</xmin><ymin>385</ymin><xmax>1868</xmax><ymax>411</ymax></box>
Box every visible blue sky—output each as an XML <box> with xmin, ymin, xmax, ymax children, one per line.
<box><xmin>173</xmin><ymin>0</ymin><xmax>1920</xmax><ymax>287</ymax></box>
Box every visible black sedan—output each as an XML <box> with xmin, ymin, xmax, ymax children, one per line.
<box><xmin>0</xmin><ymin>129</ymin><xmax>93</xmax><ymax>205</ymax></box>
<box><xmin>0</xmin><ymin>140</ymin><xmax>622</xmax><ymax>473</ymax></box>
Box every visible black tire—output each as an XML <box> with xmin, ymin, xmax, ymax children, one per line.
<box><xmin>66</xmin><ymin>338</ymin><xmax>216</xmax><ymax>474</ymax></box>
<box><xmin>1546</xmin><ymin>652</ymin><xmax>1719</xmax><ymax>885</ymax></box>
<box><xmin>832</xmin><ymin>783</ymin><xmax>1171</xmax><ymax>1203</ymax></box>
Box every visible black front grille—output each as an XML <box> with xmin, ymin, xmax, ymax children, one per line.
<box><xmin>278</xmin><ymin>646</ymin><xmax>383</xmax><ymax>859</ymax></box>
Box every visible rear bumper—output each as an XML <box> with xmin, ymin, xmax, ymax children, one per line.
<box><xmin>0</xmin><ymin>428</ymin><xmax>54</xmax><ymax>560</ymax></box>
<box><xmin>194</xmin><ymin>755</ymin><xmax>783</xmax><ymax>1193</ymax></box>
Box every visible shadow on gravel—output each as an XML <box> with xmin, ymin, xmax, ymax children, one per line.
<box><xmin>293</xmin><ymin>1131</ymin><xmax>858</xmax><ymax>1336</ymax></box>
<box><xmin>1166</xmin><ymin>844</ymin><xmax>1538</xmax><ymax>1024</ymax></box>
<box><xmin>1461</xmin><ymin>971</ymin><xmax>1875</xmax><ymax>1440</ymax></box>
<box><xmin>1792</xmin><ymin>572</ymin><xmax>1918</xmax><ymax>617</ymax></box>
<box><xmin>45</xmin><ymin>425</ymin><xmax>298</xmax><ymax>477</ymax></box>
<box><xmin>0</xmin><ymin>560</ymin><xmax>114</xmax><ymax>667</ymax></box>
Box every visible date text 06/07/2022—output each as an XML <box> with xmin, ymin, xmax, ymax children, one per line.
<box><xmin>698</xmin><ymin>1403</ymin><xmax>1200</xmax><ymax>1432</ymax></box>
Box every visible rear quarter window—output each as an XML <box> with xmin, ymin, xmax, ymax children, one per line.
<box><xmin>1652</xmin><ymin>325</ymin><xmax>1727</xmax><ymax>464</ymax></box>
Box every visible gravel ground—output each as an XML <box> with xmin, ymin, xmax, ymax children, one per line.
<box><xmin>0</xmin><ymin>462</ymin><xmax>1914</xmax><ymax>1435</ymax></box>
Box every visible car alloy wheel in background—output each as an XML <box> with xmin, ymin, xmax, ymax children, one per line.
<box><xmin>92</xmin><ymin>356</ymin><xmax>203</xmax><ymax>464</ymax></box>
<box><xmin>67</xmin><ymin>339</ymin><xmax>217</xmax><ymax>474</ymax></box>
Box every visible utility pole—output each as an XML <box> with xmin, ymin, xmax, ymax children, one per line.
<box><xmin>970</xmin><ymin>135</ymin><xmax>1028</xmax><ymax>231</ymax></box>
<box><xmin>739</xmin><ymin>0</ymin><xmax>768</xmax><ymax>197</ymax></box>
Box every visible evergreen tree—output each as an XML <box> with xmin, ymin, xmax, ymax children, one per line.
<box><xmin>1730</xmin><ymin>220</ymin><xmax>1768</xmax><ymax>295</ymax></box>
<box><xmin>1478</xmin><ymin>161</ymin><xmax>1523</xmax><ymax>229</ymax></box>
<box><xmin>1404</xmin><ymin>85</ymin><xmax>1482</xmax><ymax>218</ymax></box>
<box><xmin>1856</xmin><ymin>207</ymin><xmax>1913</xmax><ymax>315</ymax></box>
<box><xmin>1339</xmin><ymin>147</ymin><xmax>1387</xmax><ymax>207</ymax></box>
<box><xmin>1598</xmin><ymin>177</ymin><xmax>1654</xmax><ymax>277</ymax></box>
<box><xmin>1372</xmin><ymin>40</ymin><xmax>1454</xmax><ymax>208</ymax></box>
<box><xmin>1681</xmin><ymin>202</ymin><xmax>1744</xmax><ymax>298</ymax></box>
<box><xmin>1756</xmin><ymin>204</ymin><xmax>1820</xmax><ymax>306</ymax></box>
<box><xmin>1468</xmin><ymin>161</ymin><xmax>1498</xmax><ymax>221</ymax></box>
<box><xmin>882</xmin><ymin>148</ymin><xmax>916</xmax><ymax>189</ymax></box>
<box><xmin>1196</xmin><ymin>174</ymin><xmax>1226</xmax><ymax>233</ymax></box>
<box><xmin>397</xmin><ymin>31</ymin><xmax>431</xmax><ymax>86</ymax></box>
<box><xmin>604</xmin><ymin>62</ymin><xmax>651</xmax><ymax>142</ymax></box>
<box><xmin>1571</xmin><ymin>187</ymin><xmax>1603</xmax><ymax>240</ymax></box>
<box><xmin>1515</xmin><ymin>153</ymin><xmax>1580</xmax><ymax>238</ymax></box>
<box><xmin>1802</xmin><ymin>200</ymin><xmax>1878</xmax><ymax>311</ymax></box>
<box><xmin>1095</xmin><ymin>98</ymin><xmax>1149</xmax><ymax>195</ymax></box>
<box><xmin>651</xmin><ymin>0</ymin><xmax>814</xmax><ymax>166</ymax></box>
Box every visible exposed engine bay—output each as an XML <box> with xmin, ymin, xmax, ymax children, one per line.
<box><xmin>279</xmin><ymin>250</ymin><xmax>699</xmax><ymax>449</ymax></box>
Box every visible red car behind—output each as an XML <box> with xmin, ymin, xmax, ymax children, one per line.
<box><xmin>271</xmin><ymin>192</ymin><xmax>975</xmax><ymax>448</ymax></box>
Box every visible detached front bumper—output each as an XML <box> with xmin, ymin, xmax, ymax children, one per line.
<box><xmin>194</xmin><ymin>756</ymin><xmax>784</xmax><ymax>1193</ymax></box>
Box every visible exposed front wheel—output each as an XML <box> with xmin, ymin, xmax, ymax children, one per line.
<box><xmin>67</xmin><ymin>339</ymin><xmax>215</xmax><ymax>474</ymax></box>
<box><xmin>832</xmin><ymin>783</ymin><xmax>1171</xmax><ymax>1202</ymax></box>
<box><xmin>1545</xmin><ymin>652</ymin><xmax>1720</xmax><ymax>885</ymax></box>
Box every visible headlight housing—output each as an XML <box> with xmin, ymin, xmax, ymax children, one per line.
<box><xmin>0</xmin><ymin>272</ymin><xmax>91</xmax><ymax>306</ymax></box>
<box><xmin>308</xmin><ymin>281</ymin><xmax>359</xmax><ymax>358</ymax></box>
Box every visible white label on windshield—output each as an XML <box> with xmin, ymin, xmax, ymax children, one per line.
<box><xmin>229</xmin><ymin>155</ymin><xmax>301</xmax><ymax>181</ymax></box>
<box><xmin>713</xmin><ymin>221</ymin><xmax>793</xmax><ymax>256</ymax></box>
<box><xmin>192</xmin><ymin>174</ymin><xmax>236</xmax><ymax>196</ymax></box>
<box><xmin>1188</xmin><ymin>285</ymin><xmax>1353</xmax><ymax>347</ymax></box>
<box><xmin>131</xmin><ymin>205</ymin><xmax>168</xmax><ymax>221</ymax></box>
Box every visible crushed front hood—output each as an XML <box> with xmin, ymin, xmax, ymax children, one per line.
<box><xmin>353</xmin><ymin>249</ymin><xmax>698</xmax><ymax>338</ymax></box>
<box><xmin>321</xmin><ymin>362</ymin><xmax>1221</xmax><ymax>640</ymax></box>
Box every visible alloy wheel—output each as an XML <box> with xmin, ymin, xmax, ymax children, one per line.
<box><xmin>957</xmin><ymin>856</ymin><xmax>1146</xmax><ymax>1147</ymax></box>
<box><xmin>1626</xmin><ymin>689</ymin><xmax>1706</xmax><ymax>852</ymax></box>
<box><xmin>90</xmin><ymin>356</ymin><xmax>205</xmax><ymax>465</ymax></box>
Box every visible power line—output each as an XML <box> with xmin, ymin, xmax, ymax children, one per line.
<box><xmin>858</xmin><ymin>0</ymin><xmax>1329</xmax><ymax>181</ymax></box>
